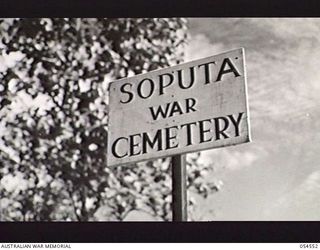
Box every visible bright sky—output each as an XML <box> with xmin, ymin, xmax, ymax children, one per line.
<box><xmin>185</xmin><ymin>18</ymin><xmax>320</xmax><ymax>220</ymax></box>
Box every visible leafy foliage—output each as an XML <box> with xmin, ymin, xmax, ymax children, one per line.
<box><xmin>0</xmin><ymin>18</ymin><xmax>220</xmax><ymax>221</ymax></box>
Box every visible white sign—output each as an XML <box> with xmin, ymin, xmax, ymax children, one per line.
<box><xmin>107</xmin><ymin>48</ymin><xmax>250</xmax><ymax>167</ymax></box>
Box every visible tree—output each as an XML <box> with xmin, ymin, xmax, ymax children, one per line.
<box><xmin>0</xmin><ymin>18</ymin><xmax>220</xmax><ymax>221</ymax></box>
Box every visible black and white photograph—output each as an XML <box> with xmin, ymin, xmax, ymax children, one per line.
<box><xmin>1</xmin><ymin>16</ymin><xmax>320</xmax><ymax>242</ymax></box>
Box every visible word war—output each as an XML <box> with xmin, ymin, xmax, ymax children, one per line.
<box><xmin>107</xmin><ymin>48</ymin><xmax>250</xmax><ymax>167</ymax></box>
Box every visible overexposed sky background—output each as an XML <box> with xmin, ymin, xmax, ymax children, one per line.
<box><xmin>185</xmin><ymin>18</ymin><xmax>320</xmax><ymax>220</ymax></box>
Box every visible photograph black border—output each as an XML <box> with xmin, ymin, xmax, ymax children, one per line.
<box><xmin>1</xmin><ymin>0</ymin><xmax>320</xmax><ymax>17</ymax></box>
<box><xmin>0</xmin><ymin>222</ymin><xmax>319</xmax><ymax>242</ymax></box>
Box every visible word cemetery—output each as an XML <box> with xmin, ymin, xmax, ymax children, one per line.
<box><xmin>107</xmin><ymin>48</ymin><xmax>250</xmax><ymax>167</ymax></box>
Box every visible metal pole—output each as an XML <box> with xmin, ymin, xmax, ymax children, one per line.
<box><xmin>172</xmin><ymin>154</ymin><xmax>187</xmax><ymax>221</ymax></box>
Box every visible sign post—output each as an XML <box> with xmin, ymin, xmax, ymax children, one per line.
<box><xmin>107</xmin><ymin>48</ymin><xmax>250</xmax><ymax>221</ymax></box>
<box><xmin>172</xmin><ymin>154</ymin><xmax>187</xmax><ymax>221</ymax></box>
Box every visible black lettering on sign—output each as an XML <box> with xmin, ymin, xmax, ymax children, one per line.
<box><xmin>199</xmin><ymin>119</ymin><xmax>213</xmax><ymax>143</ymax></box>
<box><xmin>119</xmin><ymin>83</ymin><xmax>134</xmax><ymax>104</ymax></box>
<box><xmin>216</xmin><ymin>58</ymin><xmax>241</xmax><ymax>82</ymax></box>
<box><xmin>149</xmin><ymin>98</ymin><xmax>198</xmax><ymax>121</ymax></box>
<box><xmin>165</xmin><ymin>126</ymin><xmax>179</xmax><ymax>149</ymax></box>
<box><xmin>110</xmin><ymin>111</ymin><xmax>246</xmax><ymax>160</ymax></box>
<box><xmin>142</xmin><ymin>130</ymin><xmax>163</xmax><ymax>154</ymax></box>
<box><xmin>129</xmin><ymin>133</ymin><xmax>142</xmax><ymax>156</ymax></box>
<box><xmin>159</xmin><ymin>73</ymin><xmax>174</xmax><ymax>95</ymax></box>
<box><xmin>214</xmin><ymin>116</ymin><xmax>230</xmax><ymax>140</ymax></box>
<box><xmin>149</xmin><ymin>103</ymin><xmax>170</xmax><ymax>120</ymax></box>
<box><xmin>169</xmin><ymin>101</ymin><xmax>184</xmax><ymax>117</ymax></box>
<box><xmin>228</xmin><ymin>112</ymin><xmax>244</xmax><ymax>137</ymax></box>
<box><xmin>137</xmin><ymin>78</ymin><xmax>155</xmax><ymax>99</ymax></box>
<box><xmin>198</xmin><ymin>61</ymin><xmax>216</xmax><ymax>84</ymax></box>
<box><xmin>180</xmin><ymin>121</ymin><xmax>197</xmax><ymax>146</ymax></box>
<box><xmin>111</xmin><ymin>137</ymin><xmax>128</xmax><ymax>158</ymax></box>
<box><xmin>185</xmin><ymin>98</ymin><xmax>197</xmax><ymax>113</ymax></box>
<box><xmin>177</xmin><ymin>66</ymin><xmax>195</xmax><ymax>89</ymax></box>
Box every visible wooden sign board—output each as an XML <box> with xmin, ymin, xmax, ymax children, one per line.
<box><xmin>107</xmin><ymin>48</ymin><xmax>250</xmax><ymax>167</ymax></box>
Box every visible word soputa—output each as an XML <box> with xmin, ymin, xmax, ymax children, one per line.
<box><xmin>118</xmin><ymin>57</ymin><xmax>240</xmax><ymax>104</ymax></box>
